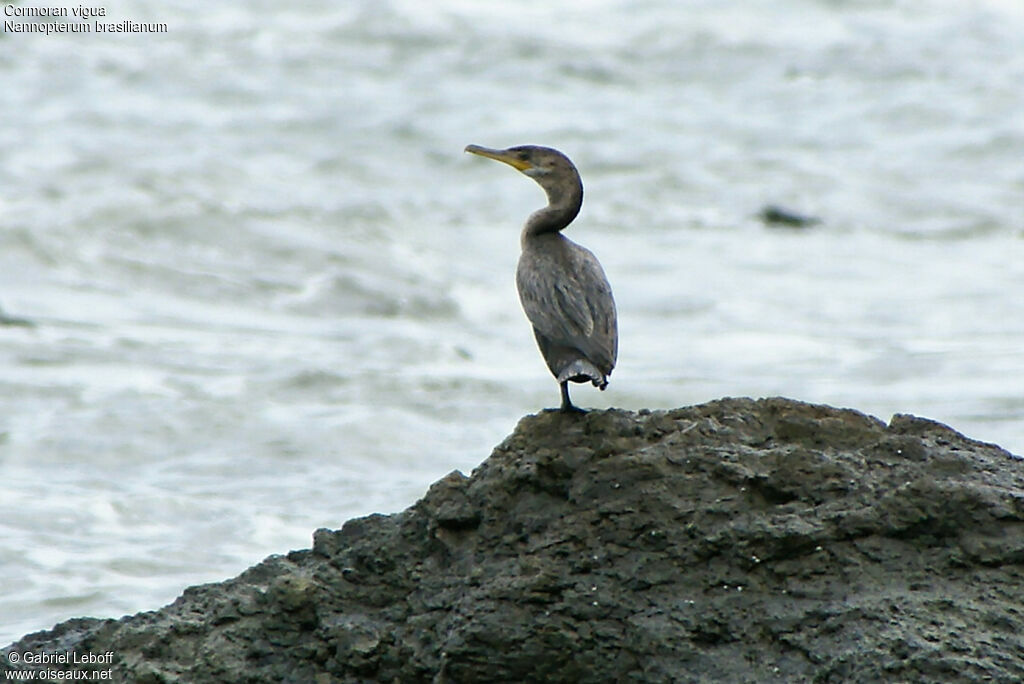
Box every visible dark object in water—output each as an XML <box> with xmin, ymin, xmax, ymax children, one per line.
<box><xmin>759</xmin><ymin>204</ymin><xmax>821</xmax><ymax>228</ymax></box>
<box><xmin>0</xmin><ymin>306</ymin><xmax>34</xmax><ymax>328</ymax></box>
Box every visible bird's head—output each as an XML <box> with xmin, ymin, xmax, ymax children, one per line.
<box><xmin>465</xmin><ymin>144</ymin><xmax>578</xmax><ymax>183</ymax></box>
<box><xmin>465</xmin><ymin>144</ymin><xmax>584</xmax><ymax>230</ymax></box>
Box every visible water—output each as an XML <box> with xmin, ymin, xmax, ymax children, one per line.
<box><xmin>2</xmin><ymin>0</ymin><xmax>1022</xmax><ymax>644</ymax></box>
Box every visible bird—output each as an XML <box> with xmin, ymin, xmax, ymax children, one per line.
<box><xmin>464</xmin><ymin>144</ymin><xmax>617</xmax><ymax>413</ymax></box>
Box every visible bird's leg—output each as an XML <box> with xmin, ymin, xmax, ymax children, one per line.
<box><xmin>559</xmin><ymin>381</ymin><xmax>586</xmax><ymax>414</ymax></box>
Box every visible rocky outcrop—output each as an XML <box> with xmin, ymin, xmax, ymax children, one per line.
<box><xmin>4</xmin><ymin>397</ymin><xmax>1024</xmax><ymax>683</ymax></box>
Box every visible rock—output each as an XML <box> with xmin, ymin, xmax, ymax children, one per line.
<box><xmin>4</xmin><ymin>397</ymin><xmax>1023</xmax><ymax>683</ymax></box>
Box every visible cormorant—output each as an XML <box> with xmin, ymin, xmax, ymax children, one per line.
<box><xmin>465</xmin><ymin>144</ymin><xmax>617</xmax><ymax>413</ymax></box>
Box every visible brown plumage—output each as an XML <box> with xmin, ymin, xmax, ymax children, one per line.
<box><xmin>465</xmin><ymin>144</ymin><xmax>618</xmax><ymax>412</ymax></box>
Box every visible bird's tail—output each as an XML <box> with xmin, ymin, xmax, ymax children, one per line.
<box><xmin>557</xmin><ymin>360</ymin><xmax>609</xmax><ymax>390</ymax></box>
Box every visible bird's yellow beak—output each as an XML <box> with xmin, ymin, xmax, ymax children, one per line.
<box><xmin>465</xmin><ymin>144</ymin><xmax>532</xmax><ymax>172</ymax></box>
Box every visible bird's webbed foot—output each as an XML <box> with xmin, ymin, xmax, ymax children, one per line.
<box><xmin>559</xmin><ymin>382</ymin><xmax>587</xmax><ymax>414</ymax></box>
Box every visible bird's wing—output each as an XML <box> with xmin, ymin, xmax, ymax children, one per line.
<box><xmin>517</xmin><ymin>243</ymin><xmax>617</xmax><ymax>374</ymax></box>
<box><xmin>517</xmin><ymin>261</ymin><xmax>593</xmax><ymax>341</ymax></box>
<box><xmin>578</xmin><ymin>251</ymin><xmax>617</xmax><ymax>371</ymax></box>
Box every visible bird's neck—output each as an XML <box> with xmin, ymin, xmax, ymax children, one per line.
<box><xmin>522</xmin><ymin>178</ymin><xmax>583</xmax><ymax>240</ymax></box>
